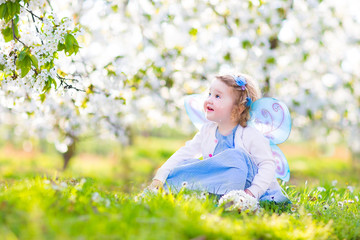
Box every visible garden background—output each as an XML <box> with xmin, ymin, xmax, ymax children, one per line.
<box><xmin>0</xmin><ymin>0</ymin><xmax>360</xmax><ymax>239</ymax></box>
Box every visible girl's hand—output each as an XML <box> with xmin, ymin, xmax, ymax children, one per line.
<box><xmin>244</xmin><ymin>189</ymin><xmax>255</xmax><ymax>198</ymax></box>
<box><xmin>148</xmin><ymin>179</ymin><xmax>164</xmax><ymax>190</ymax></box>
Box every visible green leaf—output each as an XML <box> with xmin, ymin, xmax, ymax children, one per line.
<box><xmin>43</xmin><ymin>61</ymin><xmax>54</xmax><ymax>71</ymax></box>
<box><xmin>189</xmin><ymin>28</ymin><xmax>198</xmax><ymax>37</ymax></box>
<box><xmin>242</xmin><ymin>40</ymin><xmax>252</xmax><ymax>49</ymax></box>
<box><xmin>1</xmin><ymin>26</ymin><xmax>13</xmax><ymax>42</ymax></box>
<box><xmin>42</xmin><ymin>76</ymin><xmax>57</xmax><ymax>93</ymax></box>
<box><xmin>39</xmin><ymin>93</ymin><xmax>46</xmax><ymax>103</ymax></box>
<box><xmin>0</xmin><ymin>1</ymin><xmax>20</xmax><ymax>23</ymax></box>
<box><xmin>18</xmin><ymin>49</ymin><xmax>27</xmax><ymax>61</ymax></box>
<box><xmin>16</xmin><ymin>48</ymin><xmax>32</xmax><ymax>78</ymax></box>
<box><xmin>30</xmin><ymin>54</ymin><xmax>38</xmax><ymax>69</ymax></box>
<box><xmin>57</xmin><ymin>42</ymin><xmax>65</xmax><ymax>51</ymax></box>
<box><xmin>64</xmin><ymin>34</ymin><xmax>80</xmax><ymax>56</ymax></box>
<box><xmin>0</xmin><ymin>3</ymin><xmax>7</xmax><ymax>20</ymax></box>
<box><xmin>0</xmin><ymin>64</ymin><xmax>5</xmax><ymax>71</ymax></box>
<box><xmin>266</xmin><ymin>57</ymin><xmax>276</xmax><ymax>64</ymax></box>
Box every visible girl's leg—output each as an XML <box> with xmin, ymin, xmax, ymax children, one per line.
<box><xmin>165</xmin><ymin>148</ymin><xmax>258</xmax><ymax>195</ymax></box>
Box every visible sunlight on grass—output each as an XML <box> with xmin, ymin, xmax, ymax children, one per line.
<box><xmin>0</xmin><ymin>137</ymin><xmax>359</xmax><ymax>239</ymax></box>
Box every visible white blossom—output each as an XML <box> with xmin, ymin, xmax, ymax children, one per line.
<box><xmin>218</xmin><ymin>190</ymin><xmax>259</xmax><ymax>212</ymax></box>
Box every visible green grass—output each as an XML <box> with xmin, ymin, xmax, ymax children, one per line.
<box><xmin>0</xmin><ymin>137</ymin><xmax>360</xmax><ymax>239</ymax></box>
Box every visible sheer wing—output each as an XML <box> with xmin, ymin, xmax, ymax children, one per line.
<box><xmin>184</xmin><ymin>94</ymin><xmax>209</xmax><ymax>130</ymax></box>
<box><xmin>270</xmin><ymin>144</ymin><xmax>290</xmax><ymax>182</ymax></box>
<box><xmin>247</xmin><ymin>98</ymin><xmax>292</xmax><ymax>145</ymax></box>
<box><xmin>184</xmin><ymin>95</ymin><xmax>291</xmax><ymax>182</ymax></box>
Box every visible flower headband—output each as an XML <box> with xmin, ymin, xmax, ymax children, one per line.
<box><xmin>232</xmin><ymin>75</ymin><xmax>252</xmax><ymax>107</ymax></box>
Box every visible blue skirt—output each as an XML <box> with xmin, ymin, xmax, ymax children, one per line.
<box><xmin>164</xmin><ymin>148</ymin><xmax>289</xmax><ymax>203</ymax></box>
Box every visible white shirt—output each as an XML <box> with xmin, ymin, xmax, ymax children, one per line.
<box><xmin>153</xmin><ymin>121</ymin><xmax>281</xmax><ymax>199</ymax></box>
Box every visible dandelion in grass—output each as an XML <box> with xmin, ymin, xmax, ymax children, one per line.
<box><xmin>323</xmin><ymin>204</ymin><xmax>329</xmax><ymax>210</ymax></box>
<box><xmin>218</xmin><ymin>190</ymin><xmax>259</xmax><ymax>213</ymax></box>
<box><xmin>181</xmin><ymin>181</ymin><xmax>188</xmax><ymax>188</ymax></box>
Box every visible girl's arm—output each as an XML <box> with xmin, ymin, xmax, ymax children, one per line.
<box><xmin>152</xmin><ymin>125</ymin><xmax>205</xmax><ymax>183</ymax></box>
<box><xmin>244</xmin><ymin>128</ymin><xmax>276</xmax><ymax>199</ymax></box>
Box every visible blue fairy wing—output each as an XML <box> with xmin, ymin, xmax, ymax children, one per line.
<box><xmin>271</xmin><ymin>144</ymin><xmax>290</xmax><ymax>182</ymax></box>
<box><xmin>247</xmin><ymin>98</ymin><xmax>292</xmax><ymax>145</ymax></box>
<box><xmin>184</xmin><ymin>94</ymin><xmax>210</xmax><ymax>130</ymax></box>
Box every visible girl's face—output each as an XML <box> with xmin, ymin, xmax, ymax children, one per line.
<box><xmin>204</xmin><ymin>79</ymin><xmax>237</xmax><ymax>125</ymax></box>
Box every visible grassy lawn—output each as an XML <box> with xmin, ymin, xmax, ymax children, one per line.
<box><xmin>0</xmin><ymin>136</ymin><xmax>359</xmax><ymax>239</ymax></box>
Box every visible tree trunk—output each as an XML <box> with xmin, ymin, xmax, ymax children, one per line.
<box><xmin>62</xmin><ymin>139</ymin><xmax>76</xmax><ymax>170</ymax></box>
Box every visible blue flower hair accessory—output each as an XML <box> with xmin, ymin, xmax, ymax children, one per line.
<box><xmin>245</xmin><ymin>97</ymin><xmax>252</xmax><ymax>107</ymax></box>
<box><xmin>232</xmin><ymin>75</ymin><xmax>252</xmax><ymax>107</ymax></box>
<box><xmin>233</xmin><ymin>75</ymin><xmax>247</xmax><ymax>90</ymax></box>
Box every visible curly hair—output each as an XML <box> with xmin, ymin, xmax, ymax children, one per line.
<box><xmin>216</xmin><ymin>74</ymin><xmax>261</xmax><ymax>127</ymax></box>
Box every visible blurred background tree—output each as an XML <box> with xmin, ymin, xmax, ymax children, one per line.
<box><xmin>1</xmin><ymin>0</ymin><xmax>360</xmax><ymax>169</ymax></box>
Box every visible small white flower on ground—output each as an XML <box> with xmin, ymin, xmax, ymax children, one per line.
<box><xmin>43</xmin><ymin>180</ymin><xmax>50</xmax><ymax>184</ymax></box>
<box><xmin>92</xmin><ymin>192</ymin><xmax>101</xmax><ymax>202</ymax></box>
<box><xmin>332</xmin><ymin>180</ymin><xmax>338</xmax><ymax>186</ymax></box>
<box><xmin>338</xmin><ymin>201</ymin><xmax>343</xmax><ymax>208</ymax></box>
<box><xmin>317</xmin><ymin>187</ymin><xmax>326</xmax><ymax>192</ymax></box>
<box><xmin>51</xmin><ymin>183</ymin><xmax>60</xmax><ymax>191</ymax></box>
<box><xmin>60</xmin><ymin>182</ymin><xmax>68</xmax><ymax>188</ymax></box>
<box><xmin>323</xmin><ymin>204</ymin><xmax>329</xmax><ymax>210</ymax></box>
<box><xmin>291</xmin><ymin>205</ymin><xmax>297</xmax><ymax>212</ymax></box>
<box><xmin>218</xmin><ymin>190</ymin><xmax>259</xmax><ymax>213</ymax></box>
<box><xmin>181</xmin><ymin>181</ymin><xmax>188</xmax><ymax>188</ymax></box>
<box><xmin>355</xmin><ymin>196</ymin><xmax>359</xmax><ymax>202</ymax></box>
<box><xmin>105</xmin><ymin>199</ymin><xmax>111</xmax><ymax>207</ymax></box>
<box><xmin>347</xmin><ymin>186</ymin><xmax>354</xmax><ymax>193</ymax></box>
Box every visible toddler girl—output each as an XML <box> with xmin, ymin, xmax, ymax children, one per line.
<box><xmin>150</xmin><ymin>74</ymin><xmax>288</xmax><ymax>202</ymax></box>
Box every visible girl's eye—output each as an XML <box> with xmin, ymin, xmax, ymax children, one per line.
<box><xmin>208</xmin><ymin>92</ymin><xmax>211</xmax><ymax>97</ymax></box>
<box><xmin>216</xmin><ymin>94</ymin><xmax>220</xmax><ymax>99</ymax></box>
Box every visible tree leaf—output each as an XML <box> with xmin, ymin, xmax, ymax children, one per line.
<box><xmin>0</xmin><ymin>1</ymin><xmax>20</xmax><ymax>23</ymax></box>
<box><xmin>16</xmin><ymin>49</ymin><xmax>32</xmax><ymax>78</ymax></box>
<box><xmin>39</xmin><ymin>93</ymin><xmax>46</xmax><ymax>103</ymax></box>
<box><xmin>1</xmin><ymin>26</ymin><xmax>13</xmax><ymax>42</ymax></box>
<box><xmin>30</xmin><ymin>54</ymin><xmax>39</xmax><ymax>69</ymax></box>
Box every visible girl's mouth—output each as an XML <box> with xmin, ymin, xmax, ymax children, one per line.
<box><xmin>207</xmin><ymin>106</ymin><xmax>214</xmax><ymax>111</ymax></box>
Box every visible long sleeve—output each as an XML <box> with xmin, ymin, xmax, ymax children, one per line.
<box><xmin>244</xmin><ymin>128</ymin><xmax>276</xmax><ymax>199</ymax></box>
<box><xmin>153</xmin><ymin>128</ymin><xmax>204</xmax><ymax>183</ymax></box>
